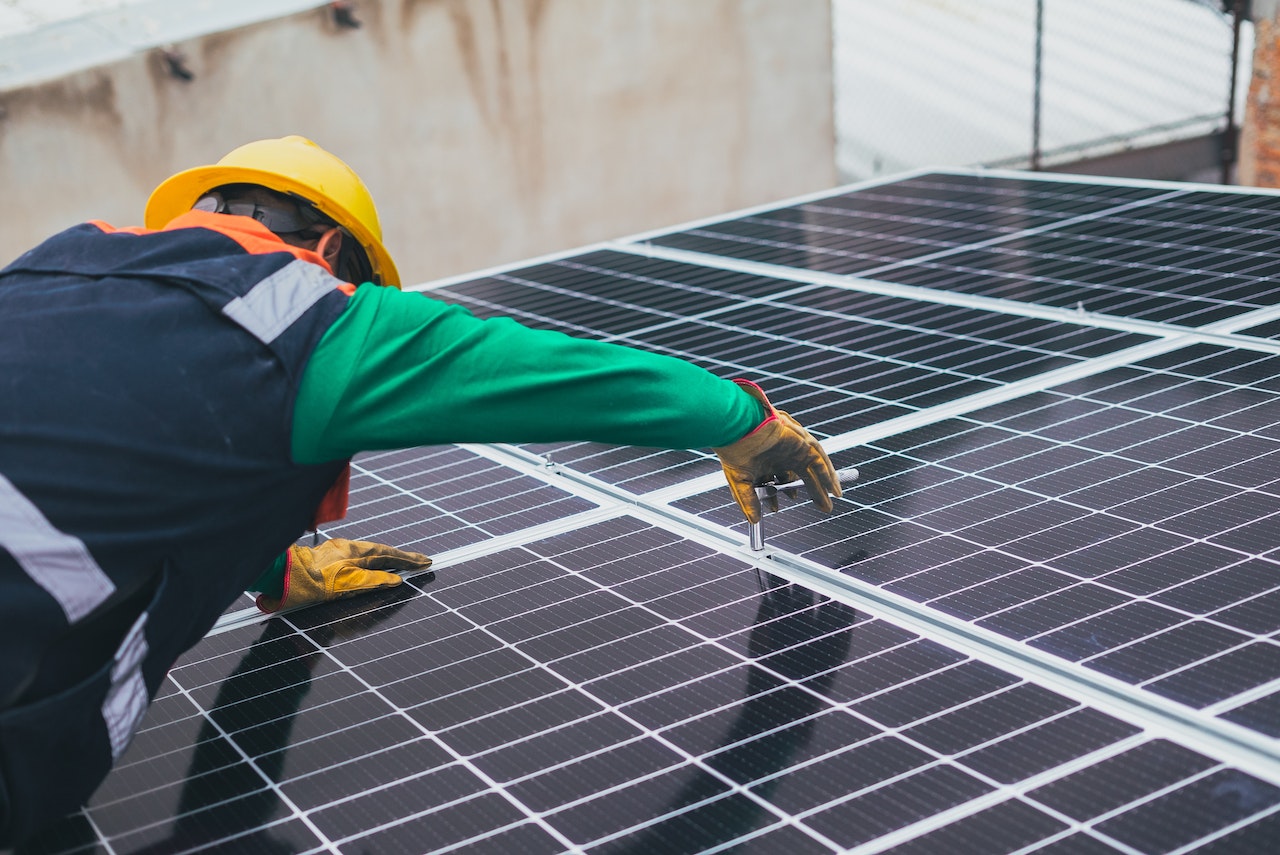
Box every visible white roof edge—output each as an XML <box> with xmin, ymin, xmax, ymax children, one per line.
<box><xmin>0</xmin><ymin>0</ymin><xmax>327</xmax><ymax>92</ymax></box>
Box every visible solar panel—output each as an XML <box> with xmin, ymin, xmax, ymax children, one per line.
<box><xmin>674</xmin><ymin>343</ymin><xmax>1280</xmax><ymax>728</ymax></box>
<box><xmin>645</xmin><ymin>173</ymin><xmax>1280</xmax><ymax>328</ymax></box>
<box><xmin>24</xmin><ymin>169</ymin><xmax>1280</xmax><ymax>854</ymax></box>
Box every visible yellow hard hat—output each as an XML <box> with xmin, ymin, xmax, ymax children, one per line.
<box><xmin>145</xmin><ymin>136</ymin><xmax>400</xmax><ymax>288</ymax></box>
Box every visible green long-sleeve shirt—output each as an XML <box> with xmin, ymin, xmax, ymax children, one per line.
<box><xmin>252</xmin><ymin>283</ymin><xmax>765</xmax><ymax>597</ymax></box>
<box><xmin>291</xmin><ymin>283</ymin><xmax>765</xmax><ymax>463</ymax></box>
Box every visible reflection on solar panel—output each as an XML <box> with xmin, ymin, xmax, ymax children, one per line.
<box><xmin>26</xmin><ymin>169</ymin><xmax>1280</xmax><ymax>854</ymax></box>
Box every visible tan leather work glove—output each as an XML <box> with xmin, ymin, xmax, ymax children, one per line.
<box><xmin>256</xmin><ymin>539</ymin><xmax>432</xmax><ymax>614</ymax></box>
<box><xmin>713</xmin><ymin>380</ymin><xmax>841</xmax><ymax>525</ymax></box>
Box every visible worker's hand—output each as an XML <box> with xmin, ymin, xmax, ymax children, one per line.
<box><xmin>713</xmin><ymin>380</ymin><xmax>841</xmax><ymax>525</ymax></box>
<box><xmin>255</xmin><ymin>539</ymin><xmax>432</xmax><ymax>614</ymax></box>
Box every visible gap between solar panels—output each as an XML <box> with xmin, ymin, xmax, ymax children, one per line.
<box><xmin>606</xmin><ymin>241</ymin><xmax>1280</xmax><ymax>355</ymax></box>
<box><xmin>637</xmin><ymin>316</ymin><xmax>1280</xmax><ymax>501</ymax></box>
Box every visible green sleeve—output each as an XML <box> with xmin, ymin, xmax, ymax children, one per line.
<box><xmin>291</xmin><ymin>284</ymin><xmax>766</xmax><ymax>464</ymax></box>
<box><xmin>248</xmin><ymin>552</ymin><xmax>288</xmax><ymax>597</ymax></box>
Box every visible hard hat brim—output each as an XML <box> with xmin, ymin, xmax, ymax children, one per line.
<box><xmin>145</xmin><ymin>163</ymin><xmax>401</xmax><ymax>289</ymax></box>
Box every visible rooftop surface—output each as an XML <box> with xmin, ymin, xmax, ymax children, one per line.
<box><xmin>22</xmin><ymin>167</ymin><xmax>1280</xmax><ymax>854</ymax></box>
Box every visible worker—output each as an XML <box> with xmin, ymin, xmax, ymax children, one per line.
<box><xmin>0</xmin><ymin>136</ymin><xmax>840</xmax><ymax>846</ymax></box>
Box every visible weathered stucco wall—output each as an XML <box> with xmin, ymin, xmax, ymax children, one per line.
<box><xmin>0</xmin><ymin>0</ymin><xmax>835</xmax><ymax>285</ymax></box>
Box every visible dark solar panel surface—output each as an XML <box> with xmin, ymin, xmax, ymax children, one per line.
<box><xmin>648</xmin><ymin>174</ymin><xmax>1177</xmax><ymax>275</ymax></box>
<box><xmin>26</xmin><ymin>518</ymin><xmax>1280</xmax><ymax>855</ymax></box>
<box><xmin>647</xmin><ymin>173</ymin><xmax>1280</xmax><ymax>327</ymax></box>
<box><xmin>27</xmin><ymin>170</ymin><xmax>1280</xmax><ymax>853</ymax></box>
<box><xmin>674</xmin><ymin>343</ymin><xmax>1280</xmax><ymax>728</ymax></box>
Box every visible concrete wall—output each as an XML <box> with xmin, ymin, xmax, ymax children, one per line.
<box><xmin>0</xmin><ymin>0</ymin><xmax>836</xmax><ymax>285</ymax></box>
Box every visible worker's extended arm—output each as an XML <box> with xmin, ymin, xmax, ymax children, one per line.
<box><xmin>295</xmin><ymin>284</ymin><xmax>840</xmax><ymax>519</ymax></box>
<box><xmin>291</xmin><ymin>284</ymin><xmax>766</xmax><ymax>457</ymax></box>
<box><xmin>256</xmin><ymin>285</ymin><xmax>837</xmax><ymax>609</ymax></box>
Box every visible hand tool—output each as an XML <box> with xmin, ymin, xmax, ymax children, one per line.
<box><xmin>749</xmin><ymin>468</ymin><xmax>860</xmax><ymax>551</ymax></box>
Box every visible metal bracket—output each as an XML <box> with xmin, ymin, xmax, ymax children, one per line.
<box><xmin>747</xmin><ymin>468</ymin><xmax>860</xmax><ymax>553</ymax></box>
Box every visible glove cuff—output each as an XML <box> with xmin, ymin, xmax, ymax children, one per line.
<box><xmin>725</xmin><ymin>379</ymin><xmax>777</xmax><ymax>444</ymax></box>
<box><xmin>254</xmin><ymin>547</ymin><xmax>297</xmax><ymax>614</ymax></box>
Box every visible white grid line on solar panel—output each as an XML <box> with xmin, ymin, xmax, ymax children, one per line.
<box><xmin>645</xmin><ymin>181</ymin><xmax>1189</xmax><ymax>280</ymax></box>
<box><xmin>169</xmin><ymin>601</ymin><xmax>589</xmax><ymax>852</ymax></box>
<box><xmin>816</xmin><ymin>186</ymin><xmax>1280</xmax><ymax>251</ymax></box>
<box><xmin>462</xmin><ymin>252</ymin><xmax>1158</xmax><ymax>371</ymax></box>
<box><xmin>368</xmin><ymin>473</ymin><xmax>1269</xmax><ymax>788</ymax></box>
<box><xmin>1022</xmin><ymin>738</ymin><xmax>1280</xmax><ymax>855</ymax></box>
<box><xmin>127</xmin><ymin>517</ymin><xmax>1177</xmax><ymax>849</ymax></box>
<box><xmin>870</xmin><ymin>392</ymin><xmax>1277</xmax><ymax>525</ymax></box>
<box><xmin>858</xmin><ymin>782</ymin><xmax>1280</xmax><ymax>855</ymax></box>
<box><xmin>1014</xmin><ymin>755</ymin><xmax>1249</xmax><ymax>855</ymax></box>
<box><xmin>1205</xmin><ymin>673</ymin><xmax>1280</xmax><ymax>718</ymax></box>
<box><xmin>642</xmin><ymin>173</ymin><xmax>1187</xmax><ymax>249</ymax></box>
<box><xmin>332</xmin><ymin>449</ymin><xmax>596</xmax><ymax>543</ymax></box>
<box><xmin>1236</xmin><ymin>315</ymin><xmax>1280</xmax><ymax>340</ymax></box>
<box><xmin>645</xmin><ymin>205</ymin><xmax>1195</xmax><ymax>290</ymax></box>
<box><xmin>766</xmin><ymin>194</ymin><xmax>1280</xmax><ymax>299</ymax></box>
<box><xmin>435</xmin><ymin>286</ymin><xmax>628</xmax><ymax>341</ymax></box>
<box><xmin>340</xmin><ymin>453</ymin><xmax>524</xmax><ymax>535</ymax></box>
<box><xmin>739</xmin><ymin>540</ymin><xmax>1280</xmax><ymax>795</ymax></box>
<box><xmin>685</xmin><ymin>356</ymin><xmax>1279</xmax><ymax>615</ymax></box>
<box><xmin>1164</xmin><ymin>804</ymin><xmax>1280</xmax><ymax>855</ymax></box>
<box><xmin>641</xmin><ymin>334</ymin><xmax>1198</xmax><ymax>509</ymax></box>
<box><xmin>430</xmin><ymin>270</ymin><xmax>816</xmax><ymax>348</ymax></box>
<box><xmin>176</xmin><ymin>544</ymin><xmax>852</xmax><ymax>851</ymax></box>
<box><xmin>610</xmin><ymin>241</ymin><xmax>1280</xmax><ymax>353</ymax></box>
<box><xmin>174</xmin><ymin>542</ymin><xmax>1163</xmax><ymax>853</ymax></box>
<box><xmin>665</xmin><ymin>450</ymin><xmax>1280</xmax><ymax>715</ymax></box>
<box><xmin>693</xmin><ymin>447</ymin><xmax>1278</xmax><ymax>699</ymax></box>
<box><xmin>160</xmin><ymin>665</ymin><xmax>344</xmax><ymax>853</ymax></box>
<box><xmin>856</xmin><ymin>239</ymin><xmax>1280</xmax><ymax>329</ymax></box>
<box><xmin>487</xmin><ymin>258</ymin><xmax>819</xmax><ymax>326</ymax></box>
<box><xmin>835</xmin><ymin>747</ymin><xmax>1173</xmax><ymax>855</ymax></box>
<box><xmin>460</xmin><ymin>435</ymin><xmax>1280</xmax><ymax>752</ymax></box>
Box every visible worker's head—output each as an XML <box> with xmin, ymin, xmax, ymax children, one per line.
<box><xmin>144</xmin><ymin>136</ymin><xmax>400</xmax><ymax>288</ymax></box>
